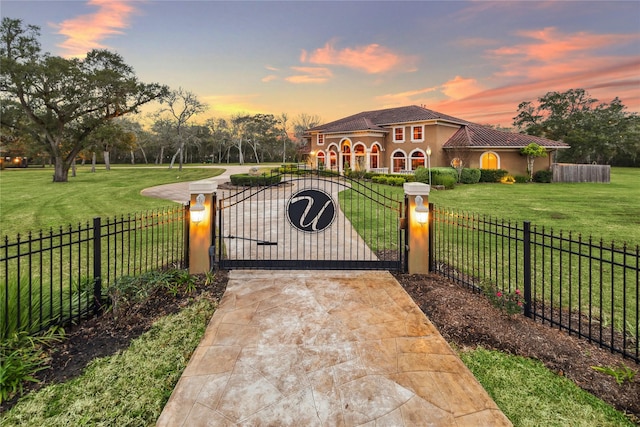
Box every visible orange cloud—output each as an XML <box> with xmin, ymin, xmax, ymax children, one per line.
<box><xmin>375</xmin><ymin>87</ymin><xmax>439</xmax><ymax>107</ymax></box>
<box><xmin>441</xmin><ymin>76</ymin><xmax>485</xmax><ymax>100</ymax></box>
<box><xmin>302</xmin><ymin>40</ymin><xmax>415</xmax><ymax>74</ymax></box>
<box><xmin>426</xmin><ymin>58</ymin><xmax>640</xmax><ymax>126</ymax></box>
<box><xmin>54</xmin><ymin>0</ymin><xmax>138</xmax><ymax>57</ymax></box>
<box><xmin>285</xmin><ymin>67</ymin><xmax>333</xmax><ymax>84</ymax></box>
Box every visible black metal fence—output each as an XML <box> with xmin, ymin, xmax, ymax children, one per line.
<box><xmin>1</xmin><ymin>205</ymin><xmax>188</xmax><ymax>339</ymax></box>
<box><xmin>430</xmin><ymin>205</ymin><xmax>639</xmax><ymax>363</ymax></box>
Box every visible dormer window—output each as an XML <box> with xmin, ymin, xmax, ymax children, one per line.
<box><xmin>393</xmin><ymin>127</ymin><xmax>404</xmax><ymax>142</ymax></box>
<box><xmin>318</xmin><ymin>134</ymin><xmax>324</xmax><ymax>145</ymax></box>
<box><xmin>411</xmin><ymin>125</ymin><xmax>424</xmax><ymax>142</ymax></box>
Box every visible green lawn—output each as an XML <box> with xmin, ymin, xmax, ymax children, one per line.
<box><xmin>0</xmin><ymin>165</ymin><xmax>224</xmax><ymax>238</ymax></box>
<box><xmin>428</xmin><ymin>167</ymin><xmax>640</xmax><ymax>246</ymax></box>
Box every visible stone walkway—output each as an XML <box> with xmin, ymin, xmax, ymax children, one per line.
<box><xmin>156</xmin><ymin>270</ymin><xmax>511</xmax><ymax>426</ymax></box>
<box><xmin>146</xmin><ymin>167</ymin><xmax>511</xmax><ymax>426</ymax></box>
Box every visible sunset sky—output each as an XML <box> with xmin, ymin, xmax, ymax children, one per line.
<box><xmin>2</xmin><ymin>0</ymin><xmax>639</xmax><ymax>127</ymax></box>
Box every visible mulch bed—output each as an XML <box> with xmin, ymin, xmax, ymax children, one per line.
<box><xmin>395</xmin><ymin>272</ymin><xmax>639</xmax><ymax>423</ymax></box>
<box><xmin>3</xmin><ymin>270</ymin><xmax>638</xmax><ymax>424</ymax></box>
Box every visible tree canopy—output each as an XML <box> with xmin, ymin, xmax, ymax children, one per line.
<box><xmin>513</xmin><ymin>88</ymin><xmax>640</xmax><ymax>166</ymax></box>
<box><xmin>0</xmin><ymin>18</ymin><xmax>168</xmax><ymax>181</ymax></box>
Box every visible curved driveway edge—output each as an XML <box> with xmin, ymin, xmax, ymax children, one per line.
<box><xmin>157</xmin><ymin>270</ymin><xmax>511</xmax><ymax>426</ymax></box>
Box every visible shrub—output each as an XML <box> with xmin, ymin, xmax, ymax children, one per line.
<box><xmin>479</xmin><ymin>169</ymin><xmax>509</xmax><ymax>182</ymax></box>
<box><xmin>230</xmin><ymin>173</ymin><xmax>281</xmax><ymax>186</ymax></box>
<box><xmin>387</xmin><ymin>176</ymin><xmax>406</xmax><ymax>186</ymax></box>
<box><xmin>1</xmin><ymin>327</ymin><xmax>64</xmax><ymax>403</ymax></box>
<box><xmin>459</xmin><ymin>168</ymin><xmax>481</xmax><ymax>184</ymax></box>
<box><xmin>514</xmin><ymin>175</ymin><xmax>529</xmax><ymax>183</ymax></box>
<box><xmin>433</xmin><ymin>174</ymin><xmax>456</xmax><ymax>189</ymax></box>
<box><xmin>415</xmin><ymin>167</ymin><xmax>457</xmax><ymax>184</ymax></box>
<box><xmin>533</xmin><ymin>169</ymin><xmax>553</xmax><ymax>183</ymax></box>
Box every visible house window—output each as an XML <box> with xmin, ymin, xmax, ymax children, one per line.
<box><xmin>392</xmin><ymin>151</ymin><xmax>407</xmax><ymax>172</ymax></box>
<box><xmin>317</xmin><ymin>134</ymin><xmax>325</xmax><ymax>145</ymax></box>
<box><xmin>316</xmin><ymin>151</ymin><xmax>325</xmax><ymax>169</ymax></box>
<box><xmin>410</xmin><ymin>151</ymin><xmax>425</xmax><ymax>170</ymax></box>
<box><xmin>354</xmin><ymin>144</ymin><xmax>366</xmax><ymax>171</ymax></box>
<box><xmin>393</xmin><ymin>127</ymin><xmax>404</xmax><ymax>142</ymax></box>
<box><xmin>329</xmin><ymin>151</ymin><xmax>338</xmax><ymax>170</ymax></box>
<box><xmin>411</xmin><ymin>125</ymin><xmax>423</xmax><ymax>142</ymax></box>
<box><xmin>370</xmin><ymin>144</ymin><xmax>379</xmax><ymax>169</ymax></box>
<box><xmin>481</xmin><ymin>152</ymin><xmax>499</xmax><ymax>169</ymax></box>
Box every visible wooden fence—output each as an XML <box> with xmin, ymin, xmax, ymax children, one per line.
<box><xmin>552</xmin><ymin>163</ymin><xmax>610</xmax><ymax>183</ymax></box>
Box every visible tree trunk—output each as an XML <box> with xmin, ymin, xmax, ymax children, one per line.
<box><xmin>130</xmin><ymin>150</ymin><xmax>135</xmax><ymax>165</ymax></box>
<box><xmin>178</xmin><ymin>142</ymin><xmax>185</xmax><ymax>171</ymax></box>
<box><xmin>159</xmin><ymin>146</ymin><xmax>164</xmax><ymax>165</ymax></box>
<box><xmin>71</xmin><ymin>158</ymin><xmax>76</xmax><ymax>177</ymax></box>
<box><xmin>139</xmin><ymin>146</ymin><xmax>148</xmax><ymax>164</ymax></box>
<box><xmin>52</xmin><ymin>157</ymin><xmax>70</xmax><ymax>182</ymax></box>
<box><xmin>103</xmin><ymin>151</ymin><xmax>111</xmax><ymax>170</ymax></box>
<box><xmin>91</xmin><ymin>152</ymin><xmax>97</xmax><ymax>173</ymax></box>
<box><xmin>169</xmin><ymin>147</ymin><xmax>181</xmax><ymax>169</ymax></box>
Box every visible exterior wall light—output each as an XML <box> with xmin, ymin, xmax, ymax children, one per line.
<box><xmin>190</xmin><ymin>193</ymin><xmax>206</xmax><ymax>224</ymax></box>
<box><xmin>414</xmin><ymin>195</ymin><xmax>428</xmax><ymax>225</ymax></box>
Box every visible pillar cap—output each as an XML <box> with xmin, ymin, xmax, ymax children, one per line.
<box><xmin>189</xmin><ymin>180</ymin><xmax>218</xmax><ymax>194</ymax></box>
<box><xmin>403</xmin><ymin>182</ymin><xmax>430</xmax><ymax>196</ymax></box>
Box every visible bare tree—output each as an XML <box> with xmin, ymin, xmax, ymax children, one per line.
<box><xmin>157</xmin><ymin>87</ymin><xmax>208</xmax><ymax>171</ymax></box>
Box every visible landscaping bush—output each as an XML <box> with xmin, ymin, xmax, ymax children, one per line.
<box><xmin>479</xmin><ymin>169</ymin><xmax>509</xmax><ymax>182</ymax></box>
<box><xmin>230</xmin><ymin>173</ymin><xmax>281</xmax><ymax>186</ymax></box>
<box><xmin>533</xmin><ymin>169</ymin><xmax>553</xmax><ymax>183</ymax></box>
<box><xmin>514</xmin><ymin>175</ymin><xmax>529</xmax><ymax>183</ymax></box>
<box><xmin>371</xmin><ymin>175</ymin><xmax>407</xmax><ymax>186</ymax></box>
<box><xmin>459</xmin><ymin>168</ymin><xmax>481</xmax><ymax>184</ymax></box>
<box><xmin>414</xmin><ymin>167</ymin><xmax>457</xmax><ymax>184</ymax></box>
<box><xmin>433</xmin><ymin>174</ymin><xmax>456</xmax><ymax>189</ymax></box>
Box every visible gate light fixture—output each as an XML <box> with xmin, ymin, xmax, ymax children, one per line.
<box><xmin>414</xmin><ymin>195</ymin><xmax>428</xmax><ymax>225</ymax></box>
<box><xmin>190</xmin><ymin>193</ymin><xmax>206</xmax><ymax>224</ymax></box>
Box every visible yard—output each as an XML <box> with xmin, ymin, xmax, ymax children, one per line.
<box><xmin>1</xmin><ymin>165</ymin><xmax>638</xmax><ymax>425</ymax></box>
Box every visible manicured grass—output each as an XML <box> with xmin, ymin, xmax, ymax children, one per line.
<box><xmin>428</xmin><ymin>167</ymin><xmax>640</xmax><ymax>246</ymax></box>
<box><xmin>1</xmin><ymin>298</ymin><xmax>216</xmax><ymax>427</ymax></box>
<box><xmin>459</xmin><ymin>347</ymin><xmax>634</xmax><ymax>427</ymax></box>
<box><xmin>0</xmin><ymin>165</ymin><xmax>224</xmax><ymax>238</ymax></box>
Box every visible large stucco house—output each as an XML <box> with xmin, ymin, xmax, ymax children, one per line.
<box><xmin>305</xmin><ymin>105</ymin><xmax>568</xmax><ymax>177</ymax></box>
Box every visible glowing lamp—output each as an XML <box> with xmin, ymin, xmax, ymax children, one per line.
<box><xmin>414</xmin><ymin>195</ymin><xmax>428</xmax><ymax>225</ymax></box>
<box><xmin>190</xmin><ymin>194</ymin><xmax>206</xmax><ymax>224</ymax></box>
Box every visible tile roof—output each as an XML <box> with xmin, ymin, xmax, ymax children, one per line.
<box><xmin>444</xmin><ymin>123</ymin><xmax>568</xmax><ymax>149</ymax></box>
<box><xmin>308</xmin><ymin>105</ymin><xmax>568</xmax><ymax>149</ymax></box>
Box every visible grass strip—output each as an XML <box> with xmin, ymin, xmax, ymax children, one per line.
<box><xmin>1</xmin><ymin>298</ymin><xmax>216</xmax><ymax>427</ymax></box>
<box><xmin>459</xmin><ymin>347</ymin><xmax>634</xmax><ymax>427</ymax></box>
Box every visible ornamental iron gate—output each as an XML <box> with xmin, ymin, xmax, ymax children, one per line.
<box><xmin>217</xmin><ymin>170</ymin><xmax>406</xmax><ymax>271</ymax></box>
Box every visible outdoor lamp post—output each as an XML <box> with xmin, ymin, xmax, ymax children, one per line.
<box><xmin>425</xmin><ymin>146</ymin><xmax>432</xmax><ymax>186</ymax></box>
<box><xmin>414</xmin><ymin>195</ymin><xmax>428</xmax><ymax>225</ymax></box>
<box><xmin>190</xmin><ymin>193</ymin><xmax>206</xmax><ymax>224</ymax></box>
<box><xmin>188</xmin><ymin>181</ymin><xmax>216</xmax><ymax>275</ymax></box>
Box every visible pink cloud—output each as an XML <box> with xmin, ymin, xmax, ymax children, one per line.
<box><xmin>427</xmin><ymin>59</ymin><xmax>640</xmax><ymax>126</ymax></box>
<box><xmin>302</xmin><ymin>40</ymin><xmax>415</xmax><ymax>74</ymax></box>
<box><xmin>285</xmin><ymin>67</ymin><xmax>333</xmax><ymax>84</ymax></box>
<box><xmin>416</xmin><ymin>28</ymin><xmax>640</xmax><ymax>126</ymax></box>
<box><xmin>53</xmin><ymin>0</ymin><xmax>138</xmax><ymax>57</ymax></box>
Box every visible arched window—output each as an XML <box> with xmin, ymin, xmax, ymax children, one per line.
<box><xmin>316</xmin><ymin>151</ymin><xmax>325</xmax><ymax>169</ymax></box>
<box><xmin>341</xmin><ymin>140</ymin><xmax>351</xmax><ymax>171</ymax></box>
<box><xmin>370</xmin><ymin>144</ymin><xmax>380</xmax><ymax>169</ymax></box>
<box><xmin>329</xmin><ymin>150</ymin><xmax>338</xmax><ymax>171</ymax></box>
<box><xmin>354</xmin><ymin>144</ymin><xmax>366</xmax><ymax>171</ymax></box>
<box><xmin>481</xmin><ymin>152</ymin><xmax>499</xmax><ymax>169</ymax></box>
<box><xmin>392</xmin><ymin>151</ymin><xmax>407</xmax><ymax>173</ymax></box>
<box><xmin>410</xmin><ymin>150</ymin><xmax>425</xmax><ymax>170</ymax></box>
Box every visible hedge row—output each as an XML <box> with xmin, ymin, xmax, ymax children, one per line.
<box><xmin>230</xmin><ymin>173</ymin><xmax>282</xmax><ymax>186</ymax></box>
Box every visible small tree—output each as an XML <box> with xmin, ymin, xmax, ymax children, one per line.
<box><xmin>520</xmin><ymin>142</ymin><xmax>547</xmax><ymax>181</ymax></box>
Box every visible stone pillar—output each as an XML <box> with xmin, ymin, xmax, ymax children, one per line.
<box><xmin>188</xmin><ymin>181</ymin><xmax>217</xmax><ymax>274</ymax></box>
<box><xmin>403</xmin><ymin>182</ymin><xmax>430</xmax><ymax>274</ymax></box>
